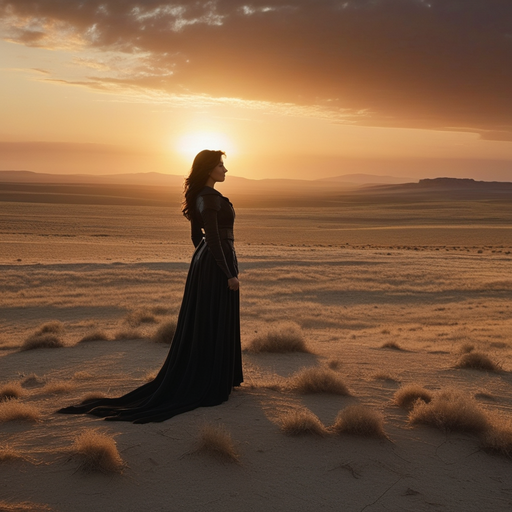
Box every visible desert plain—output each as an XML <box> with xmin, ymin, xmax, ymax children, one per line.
<box><xmin>1</xmin><ymin>183</ymin><xmax>512</xmax><ymax>511</ymax></box>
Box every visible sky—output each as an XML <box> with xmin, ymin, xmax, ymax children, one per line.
<box><xmin>1</xmin><ymin>0</ymin><xmax>512</xmax><ymax>181</ymax></box>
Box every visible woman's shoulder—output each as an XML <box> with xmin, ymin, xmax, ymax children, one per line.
<box><xmin>197</xmin><ymin>186</ymin><xmax>222</xmax><ymax>198</ymax></box>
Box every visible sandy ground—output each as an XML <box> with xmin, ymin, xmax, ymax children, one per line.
<box><xmin>1</xmin><ymin>200</ymin><xmax>512</xmax><ymax>511</ymax></box>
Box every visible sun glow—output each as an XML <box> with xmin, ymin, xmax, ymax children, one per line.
<box><xmin>176</xmin><ymin>132</ymin><xmax>236</xmax><ymax>159</ymax></box>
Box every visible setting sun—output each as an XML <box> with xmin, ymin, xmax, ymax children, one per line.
<box><xmin>176</xmin><ymin>132</ymin><xmax>236</xmax><ymax>160</ymax></box>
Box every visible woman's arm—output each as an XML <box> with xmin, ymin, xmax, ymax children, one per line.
<box><xmin>198</xmin><ymin>194</ymin><xmax>234</xmax><ymax>280</ymax></box>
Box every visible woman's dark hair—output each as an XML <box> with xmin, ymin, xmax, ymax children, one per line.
<box><xmin>182</xmin><ymin>150</ymin><xmax>225</xmax><ymax>220</ymax></box>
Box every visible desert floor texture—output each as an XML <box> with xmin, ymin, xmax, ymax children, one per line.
<box><xmin>1</xmin><ymin>197</ymin><xmax>512</xmax><ymax>511</ymax></box>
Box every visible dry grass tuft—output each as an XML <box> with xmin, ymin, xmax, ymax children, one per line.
<box><xmin>455</xmin><ymin>352</ymin><xmax>502</xmax><ymax>372</ymax></box>
<box><xmin>125</xmin><ymin>308</ymin><xmax>158</xmax><ymax>327</ymax></box>
<box><xmin>409</xmin><ymin>389</ymin><xmax>489</xmax><ymax>434</ymax></box>
<box><xmin>20</xmin><ymin>374</ymin><xmax>44</xmax><ymax>387</ymax></box>
<box><xmin>0</xmin><ymin>382</ymin><xmax>25</xmax><ymax>401</ymax></box>
<box><xmin>460</xmin><ymin>342</ymin><xmax>475</xmax><ymax>354</ymax></box>
<box><xmin>332</xmin><ymin>405</ymin><xmax>387</xmax><ymax>438</ymax></box>
<box><xmin>279</xmin><ymin>409</ymin><xmax>328</xmax><ymax>436</ymax></box>
<box><xmin>40</xmin><ymin>381</ymin><xmax>74</xmax><ymax>395</ymax></box>
<box><xmin>480</xmin><ymin>416</ymin><xmax>512</xmax><ymax>457</ymax></box>
<box><xmin>0</xmin><ymin>445</ymin><xmax>25</xmax><ymax>462</ymax></box>
<box><xmin>0</xmin><ymin>400</ymin><xmax>40</xmax><ymax>423</ymax></box>
<box><xmin>0</xmin><ymin>501</ymin><xmax>53</xmax><ymax>511</ymax></box>
<box><xmin>35</xmin><ymin>321</ymin><xmax>64</xmax><ymax>335</ymax></box>
<box><xmin>246</xmin><ymin>322</ymin><xmax>310</xmax><ymax>353</ymax></box>
<box><xmin>114</xmin><ymin>329</ymin><xmax>144</xmax><ymax>340</ymax></box>
<box><xmin>327</xmin><ymin>359</ymin><xmax>341</xmax><ymax>370</ymax></box>
<box><xmin>20</xmin><ymin>333</ymin><xmax>65</xmax><ymax>351</ymax></box>
<box><xmin>72</xmin><ymin>429</ymin><xmax>124</xmax><ymax>473</ymax></box>
<box><xmin>394</xmin><ymin>385</ymin><xmax>433</xmax><ymax>410</ymax></box>
<box><xmin>291</xmin><ymin>367</ymin><xmax>350</xmax><ymax>395</ymax></box>
<box><xmin>195</xmin><ymin>424</ymin><xmax>239</xmax><ymax>462</ymax></box>
<box><xmin>381</xmin><ymin>340</ymin><xmax>404</xmax><ymax>351</ymax></box>
<box><xmin>78</xmin><ymin>330</ymin><xmax>110</xmax><ymax>343</ymax></box>
<box><xmin>151</xmin><ymin>320</ymin><xmax>177</xmax><ymax>344</ymax></box>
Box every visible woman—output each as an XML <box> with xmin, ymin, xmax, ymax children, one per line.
<box><xmin>58</xmin><ymin>150</ymin><xmax>243</xmax><ymax>423</ymax></box>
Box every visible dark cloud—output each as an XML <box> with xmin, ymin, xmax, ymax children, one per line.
<box><xmin>1</xmin><ymin>0</ymin><xmax>511</xmax><ymax>137</ymax></box>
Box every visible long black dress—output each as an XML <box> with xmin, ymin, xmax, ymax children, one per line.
<box><xmin>58</xmin><ymin>186</ymin><xmax>243</xmax><ymax>423</ymax></box>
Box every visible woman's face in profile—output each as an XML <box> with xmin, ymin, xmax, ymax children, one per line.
<box><xmin>209</xmin><ymin>159</ymin><xmax>227</xmax><ymax>183</ymax></box>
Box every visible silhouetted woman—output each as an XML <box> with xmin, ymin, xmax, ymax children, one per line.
<box><xmin>58</xmin><ymin>150</ymin><xmax>243</xmax><ymax>423</ymax></box>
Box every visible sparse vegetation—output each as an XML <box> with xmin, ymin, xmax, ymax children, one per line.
<box><xmin>327</xmin><ymin>359</ymin><xmax>341</xmax><ymax>370</ymax></box>
<box><xmin>0</xmin><ymin>382</ymin><xmax>25</xmax><ymax>401</ymax></box>
<box><xmin>20</xmin><ymin>333</ymin><xmax>65</xmax><ymax>351</ymax></box>
<box><xmin>20</xmin><ymin>374</ymin><xmax>44</xmax><ymax>387</ymax></box>
<box><xmin>291</xmin><ymin>367</ymin><xmax>350</xmax><ymax>395</ymax></box>
<box><xmin>34</xmin><ymin>321</ymin><xmax>64</xmax><ymax>335</ymax></box>
<box><xmin>460</xmin><ymin>343</ymin><xmax>475</xmax><ymax>354</ymax></box>
<box><xmin>40</xmin><ymin>381</ymin><xmax>74</xmax><ymax>395</ymax></box>
<box><xmin>151</xmin><ymin>320</ymin><xmax>177</xmax><ymax>344</ymax></box>
<box><xmin>246</xmin><ymin>322</ymin><xmax>310</xmax><ymax>353</ymax></box>
<box><xmin>72</xmin><ymin>429</ymin><xmax>124</xmax><ymax>473</ymax></box>
<box><xmin>381</xmin><ymin>340</ymin><xmax>404</xmax><ymax>350</ymax></box>
<box><xmin>332</xmin><ymin>405</ymin><xmax>387</xmax><ymax>439</ymax></box>
<box><xmin>480</xmin><ymin>416</ymin><xmax>512</xmax><ymax>457</ymax></box>
<box><xmin>0</xmin><ymin>400</ymin><xmax>40</xmax><ymax>423</ymax></box>
<box><xmin>72</xmin><ymin>371</ymin><xmax>94</xmax><ymax>380</ymax></box>
<box><xmin>114</xmin><ymin>329</ymin><xmax>144</xmax><ymax>340</ymax></box>
<box><xmin>78</xmin><ymin>330</ymin><xmax>110</xmax><ymax>343</ymax></box>
<box><xmin>195</xmin><ymin>424</ymin><xmax>239</xmax><ymax>462</ymax></box>
<box><xmin>394</xmin><ymin>384</ymin><xmax>433</xmax><ymax>410</ymax></box>
<box><xmin>455</xmin><ymin>352</ymin><xmax>501</xmax><ymax>372</ymax></box>
<box><xmin>279</xmin><ymin>408</ymin><xmax>327</xmax><ymax>436</ymax></box>
<box><xmin>125</xmin><ymin>308</ymin><xmax>158</xmax><ymax>327</ymax></box>
<box><xmin>409</xmin><ymin>389</ymin><xmax>489</xmax><ymax>434</ymax></box>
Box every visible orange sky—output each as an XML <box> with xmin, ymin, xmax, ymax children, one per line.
<box><xmin>1</xmin><ymin>1</ymin><xmax>512</xmax><ymax>181</ymax></box>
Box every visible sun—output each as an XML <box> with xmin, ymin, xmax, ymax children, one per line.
<box><xmin>176</xmin><ymin>132</ymin><xmax>236</xmax><ymax>159</ymax></box>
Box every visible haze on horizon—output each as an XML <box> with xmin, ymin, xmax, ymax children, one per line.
<box><xmin>1</xmin><ymin>0</ymin><xmax>512</xmax><ymax>181</ymax></box>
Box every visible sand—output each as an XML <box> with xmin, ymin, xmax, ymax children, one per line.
<box><xmin>1</xmin><ymin>199</ymin><xmax>511</xmax><ymax>511</ymax></box>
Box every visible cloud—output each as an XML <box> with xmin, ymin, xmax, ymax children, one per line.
<box><xmin>1</xmin><ymin>0</ymin><xmax>511</xmax><ymax>138</ymax></box>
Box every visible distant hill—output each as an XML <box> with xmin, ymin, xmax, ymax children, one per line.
<box><xmin>318</xmin><ymin>173</ymin><xmax>412</xmax><ymax>185</ymax></box>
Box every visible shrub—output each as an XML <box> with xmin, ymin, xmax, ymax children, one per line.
<box><xmin>72</xmin><ymin>429</ymin><xmax>124</xmax><ymax>473</ymax></box>
<box><xmin>327</xmin><ymin>359</ymin><xmax>341</xmax><ymax>370</ymax></box>
<box><xmin>81</xmin><ymin>392</ymin><xmax>107</xmax><ymax>402</ymax></box>
<box><xmin>20</xmin><ymin>333</ymin><xmax>64</xmax><ymax>351</ymax></box>
<box><xmin>394</xmin><ymin>385</ymin><xmax>433</xmax><ymax>410</ymax></box>
<box><xmin>332</xmin><ymin>405</ymin><xmax>387</xmax><ymax>438</ymax></box>
<box><xmin>246</xmin><ymin>322</ymin><xmax>309</xmax><ymax>353</ymax></box>
<box><xmin>78</xmin><ymin>330</ymin><xmax>110</xmax><ymax>343</ymax></box>
<box><xmin>291</xmin><ymin>367</ymin><xmax>350</xmax><ymax>395</ymax></box>
<box><xmin>0</xmin><ymin>400</ymin><xmax>40</xmax><ymax>423</ymax></box>
<box><xmin>0</xmin><ymin>382</ymin><xmax>25</xmax><ymax>401</ymax></box>
<box><xmin>455</xmin><ymin>352</ymin><xmax>501</xmax><ymax>372</ymax></box>
<box><xmin>279</xmin><ymin>409</ymin><xmax>327</xmax><ymax>436</ymax></box>
<box><xmin>195</xmin><ymin>424</ymin><xmax>239</xmax><ymax>462</ymax></box>
<box><xmin>460</xmin><ymin>343</ymin><xmax>475</xmax><ymax>354</ymax></box>
<box><xmin>409</xmin><ymin>389</ymin><xmax>489</xmax><ymax>434</ymax></box>
<box><xmin>151</xmin><ymin>320</ymin><xmax>177</xmax><ymax>344</ymax></box>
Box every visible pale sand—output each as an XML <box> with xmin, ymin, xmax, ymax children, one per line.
<box><xmin>1</xmin><ymin>201</ymin><xmax>512</xmax><ymax>511</ymax></box>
